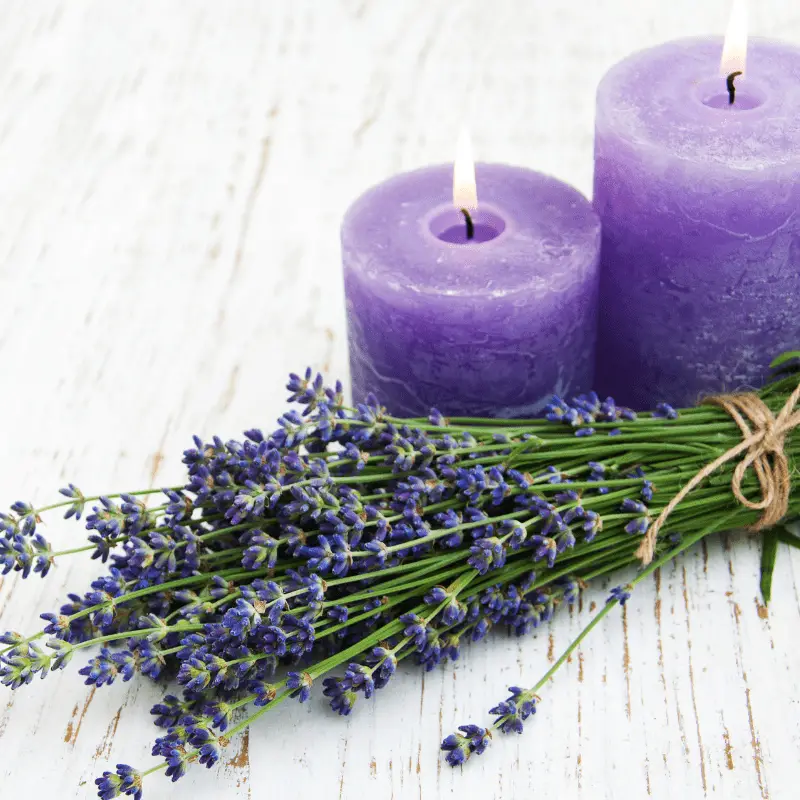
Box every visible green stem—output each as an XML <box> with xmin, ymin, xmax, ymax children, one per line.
<box><xmin>525</xmin><ymin>513</ymin><xmax>740</xmax><ymax>699</ymax></box>
<box><xmin>71</xmin><ymin>624</ymin><xmax>202</xmax><ymax>651</ymax></box>
<box><xmin>35</xmin><ymin>488</ymin><xmax>181</xmax><ymax>516</ymax></box>
<box><xmin>530</xmin><ymin>592</ymin><xmax>618</xmax><ymax>694</ymax></box>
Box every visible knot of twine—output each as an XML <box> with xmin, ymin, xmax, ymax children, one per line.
<box><xmin>635</xmin><ymin>383</ymin><xmax>800</xmax><ymax>565</ymax></box>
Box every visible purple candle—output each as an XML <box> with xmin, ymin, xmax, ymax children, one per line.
<box><xmin>341</xmin><ymin>160</ymin><xmax>601</xmax><ymax>417</ymax></box>
<box><xmin>594</xmin><ymin>29</ymin><xmax>800</xmax><ymax>408</ymax></box>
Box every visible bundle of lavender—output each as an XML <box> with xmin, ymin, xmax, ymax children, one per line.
<box><xmin>2</xmin><ymin>355</ymin><xmax>800</xmax><ymax>799</ymax></box>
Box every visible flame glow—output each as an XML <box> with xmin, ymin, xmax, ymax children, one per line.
<box><xmin>720</xmin><ymin>0</ymin><xmax>748</xmax><ymax>76</ymax></box>
<box><xmin>453</xmin><ymin>130</ymin><xmax>477</xmax><ymax>212</ymax></box>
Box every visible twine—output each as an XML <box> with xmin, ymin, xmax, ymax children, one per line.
<box><xmin>635</xmin><ymin>383</ymin><xmax>800</xmax><ymax>565</ymax></box>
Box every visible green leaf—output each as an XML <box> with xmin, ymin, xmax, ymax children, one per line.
<box><xmin>770</xmin><ymin>351</ymin><xmax>800</xmax><ymax>370</ymax></box>
<box><xmin>775</xmin><ymin>527</ymin><xmax>800</xmax><ymax>550</ymax></box>
<box><xmin>759</xmin><ymin>530</ymin><xmax>779</xmax><ymax>605</ymax></box>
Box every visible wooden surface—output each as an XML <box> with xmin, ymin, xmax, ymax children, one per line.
<box><xmin>1</xmin><ymin>1</ymin><xmax>799</xmax><ymax>798</ymax></box>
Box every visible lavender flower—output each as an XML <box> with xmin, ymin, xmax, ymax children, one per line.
<box><xmin>59</xmin><ymin>484</ymin><xmax>86</xmax><ymax>520</ymax></box>
<box><xmin>653</xmin><ymin>402</ymin><xmax>679</xmax><ymax>420</ymax></box>
<box><xmin>95</xmin><ymin>764</ymin><xmax>143</xmax><ymax>800</ymax></box>
<box><xmin>441</xmin><ymin>724</ymin><xmax>492</xmax><ymax>766</ymax></box>
<box><xmin>608</xmin><ymin>584</ymin><xmax>632</xmax><ymax>606</ymax></box>
<box><xmin>489</xmin><ymin>686</ymin><xmax>539</xmax><ymax>734</ymax></box>
<box><xmin>287</xmin><ymin>671</ymin><xmax>313</xmax><ymax>702</ymax></box>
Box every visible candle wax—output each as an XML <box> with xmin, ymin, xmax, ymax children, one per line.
<box><xmin>342</xmin><ymin>164</ymin><xmax>601</xmax><ymax>418</ymax></box>
<box><xmin>594</xmin><ymin>37</ymin><xmax>800</xmax><ymax>409</ymax></box>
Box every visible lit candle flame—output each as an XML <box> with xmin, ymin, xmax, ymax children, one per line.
<box><xmin>720</xmin><ymin>0</ymin><xmax>748</xmax><ymax>77</ymax></box>
<box><xmin>453</xmin><ymin>130</ymin><xmax>477</xmax><ymax>212</ymax></box>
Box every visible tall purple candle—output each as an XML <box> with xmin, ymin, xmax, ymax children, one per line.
<box><xmin>594</xmin><ymin>36</ymin><xmax>800</xmax><ymax>409</ymax></box>
<box><xmin>341</xmin><ymin>163</ymin><xmax>601</xmax><ymax>417</ymax></box>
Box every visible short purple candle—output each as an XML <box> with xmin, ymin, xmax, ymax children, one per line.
<box><xmin>594</xmin><ymin>37</ymin><xmax>800</xmax><ymax>409</ymax></box>
<box><xmin>342</xmin><ymin>164</ymin><xmax>601</xmax><ymax>417</ymax></box>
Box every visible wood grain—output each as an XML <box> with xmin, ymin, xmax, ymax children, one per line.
<box><xmin>0</xmin><ymin>1</ymin><xmax>799</xmax><ymax>798</ymax></box>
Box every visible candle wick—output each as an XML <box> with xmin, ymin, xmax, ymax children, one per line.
<box><xmin>461</xmin><ymin>208</ymin><xmax>475</xmax><ymax>240</ymax></box>
<box><xmin>726</xmin><ymin>71</ymin><xmax>743</xmax><ymax>106</ymax></box>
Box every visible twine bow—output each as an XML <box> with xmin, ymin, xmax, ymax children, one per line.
<box><xmin>635</xmin><ymin>383</ymin><xmax>800</xmax><ymax>565</ymax></box>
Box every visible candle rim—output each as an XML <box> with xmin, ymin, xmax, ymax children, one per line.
<box><xmin>341</xmin><ymin>162</ymin><xmax>601</xmax><ymax>301</ymax></box>
<box><xmin>595</xmin><ymin>36</ymin><xmax>800</xmax><ymax>171</ymax></box>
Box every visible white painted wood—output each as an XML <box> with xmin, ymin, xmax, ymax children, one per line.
<box><xmin>0</xmin><ymin>1</ymin><xmax>798</xmax><ymax>798</ymax></box>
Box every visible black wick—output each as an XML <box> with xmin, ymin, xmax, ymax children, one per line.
<box><xmin>727</xmin><ymin>70</ymin><xmax>743</xmax><ymax>105</ymax></box>
<box><xmin>461</xmin><ymin>208</ymin><xmax>475</xmax><ymax>240</ymax></box>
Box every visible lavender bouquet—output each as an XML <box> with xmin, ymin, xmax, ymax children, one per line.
<box><xmin>2</xmin><ymin>356</ymin><xmax>799</xmax><ymax>800</ymax></box>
